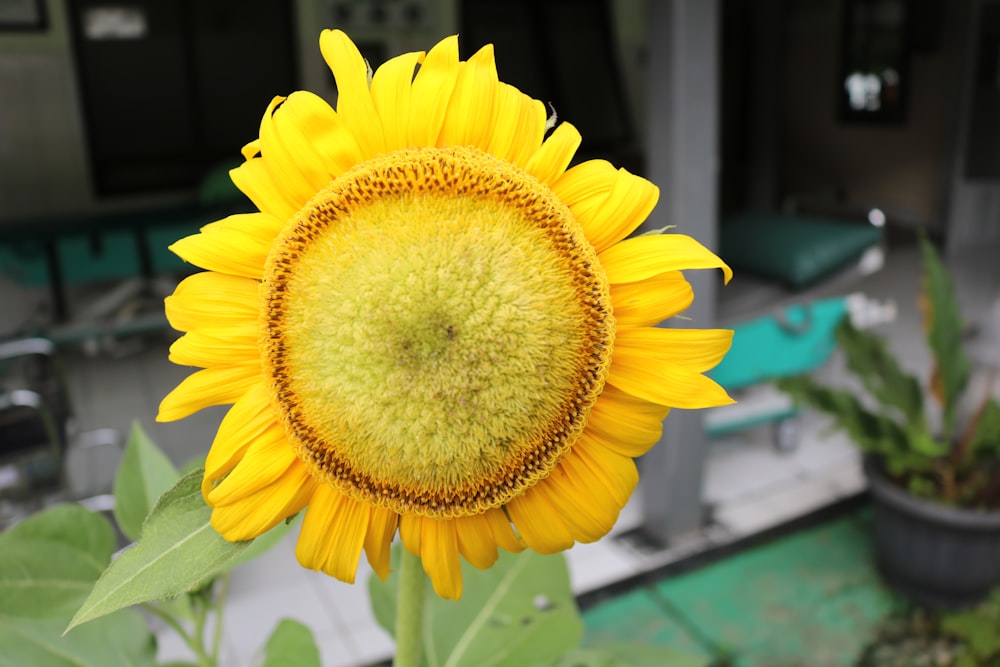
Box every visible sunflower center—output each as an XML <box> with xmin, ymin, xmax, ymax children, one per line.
<box><xmin>261</xmin><ymin>146</ymin><xmax>614</xmax><ymax>518</ymax></box>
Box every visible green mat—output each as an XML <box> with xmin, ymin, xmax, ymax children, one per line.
<box><xmin>582</xmin><ymin>511</ymin><xmax>900</xmax><ymax>666</ymax></box>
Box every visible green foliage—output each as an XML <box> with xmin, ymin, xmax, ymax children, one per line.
<box><xmin>261</xmin><ymin>619</ymin><xmax>322</xmax><ymax>667</ymax></box>
<box><xmin>966</xmin><ymin>400</ymin><xmax>1000</xmax><ymax>460</ymax></box>
<box><xmin>68</xmin><ymin>469</ymin><xmax>255</xmax><ymax>631</ymax></box>
<box><xmin>778</xmin><ymin>235</ymin><xmax>1000</xmax><ymax>507</ymax></box>
<box><xmin>179</xmin><ymin>452</ymin><xmax>208</xmax><ymax>476</ymax></box>
<box><xmin>835</xmin><ymin>316</ymin><xmax>924</xmax><ymax>428</ymax></box>
<box><xmin>0</xmin><ymin>610</ymin><xmax>157</xmax><ymax>667</ymax></box>
<box><xmin>0</xmin><ymin>414</ymin><xmax>317</xmax><ymax>667</ymax></box>
<box><xmin>371</xmin><ymin>548</ymin><xmax>707</xmax><ymax>667</ymax></box>
<box><xmin>372</xmin><ymin>548</ymin><xmax>584</xmax><ymax>667</ymax></box>
<box><xmin>940</xmin><ymin>590</ymin><xmax>1000</xmax><ymax>665</ymax></box>
<box><xmin>114</xmin><ymin>421</ymin><xmax>180</xmax><ymax>542</ymax></box>
<box><xmin>0</xmin><ymin>504</ymin><xmax>115</xmax><ymax>618</ymax></box>
<box><xmin>920</xmin><ymin>234</ymin><xmax>971</xmax><ymax>435</ymax></box>
<box><xmin>774</xmin><ymin>373</ymin><xmax>942</xmax><ymax>474</ymax></box>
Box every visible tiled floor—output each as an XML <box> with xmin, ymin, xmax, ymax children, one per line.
<box><xmin>2</xmin><ymin>232</ymin><xmax>997</xmax><ymax>665</ymax></box>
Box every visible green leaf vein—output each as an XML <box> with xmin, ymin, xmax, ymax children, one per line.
<box><xmin>438</xmin><ymin>553</ymin><xmax>531</xmax><ymax>667</ymax></box>
<box><xmin>75</xmin><ymin>522</ymin><xmax>213</xmax><ymax>622</ymax></box>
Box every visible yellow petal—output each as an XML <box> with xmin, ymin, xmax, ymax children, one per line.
<box><xmin>242</xmin><ymin>139</ymin><xmax>261</xmax><ymax>160</ymax></box>
<box><xmin>551</xmin><ymin>159</ymin><xmax>617</xmax><ymax>213</ymax></box>
<box><xmin>165</xmin><ymin>271</ymin><xmax>259</xmax><ymax>333</ymax></box>
<box><xmin>585</xmin><ymin>384</ymin><xmax>668</xmax><ymax>457</ymax></box>
<box><xmin>614</xmin><ymin>327</ymin><xmax>734</xmax><ymax>371</ymax></box>
<box><xmin>525</xmin><ymin>122</ymin><xmax>582</xmax><ymax>186</ymax></box>
<box><xmin>484</xmin><ymin>507</ymin><xmax>524</xmax><ymax>553</ymax></box>
<box><xmin>577</xmin><ymin>169</ymin><xmax>659</xmax><ymax>253</ymax></box>
<box><xmin>199</xmin><ymin>212</ymin><xmax>285</xmax><ymax>241</ymax></box>
<box><xmin>420</xmin><ymin>517</ymin><xmax>462</xmax><ymax>600</ymax></box>
<box><xmin>296</xmin><ymin>485</ymin><xmax>371</xmax><ymax>584</ymax></box>
<box><xmin>486</xmin><ymin>83</ymin><xmax>546</xmax><ymax>166</ymax></box>
<box><xmin>229</xmin><ymin>156</ymin><xmax>300</xmax><ymax>221</ymax></box>
<box><xmin>607</xmin><ymin>352</ymin><xmax>733</xmax><ymax>409</ymax></box>
<box><xmin>455</xmin><ymin>514</ymin><xmax>498</xmax><ymax>570</ymax></box>
<box><xmin>206</xmin><ymin>425</ymin><xmax>297</xmax><ymax>505</ymax></box>
<box><xmin>278</xmin><ymin>90</ymin><xmax>364</xmax><ymax>178</ymax></box>
<box><xmin>168</xmin><ymin>325</ymin><xmax>258</xmax><ymax>368</ymax></box>
<box><xmin>157</xmin><ymin>363</ymin><xmax>260</xmax><ymax>422</ymax></box>
<box><xmin>259</xmin><ymin>96</ymin><xmax>322</xmax><ymax>206</ymax></box>
<box><xmin>203</xmin><ymin>383</ymin><xmax>275</xmax><ymax>496</ymax></box>
<box><xmin>439</xmin><ymin>44</ymin><xmax>498</xmax><ymax>148</ymax></box>
<box><xmin>507</xmin><ymin>483</ymin><xmax>575</xmax><ymax>554</ymax></box>
<box><xmin>599</xmin><ymin>234</ymin><xmax>733</xmax><ymax>285</ymax></box>
<box><xmin>210</xmin><ymin>462</ymin><xmax>315</xmax><ymax>541</ymax></box>
<box><xmin>409</xmin><ymin>35</ymin><xmax>459</xmax><ymax>146</ymax></box>
<box><xmin>399</xmin><ymin>513</ymin><xmax>421</xmax><ymax>555</ymax></box>
<box><xmin>542</xmin><ymin>458</ymin><xmax>621</xmax><ymax>543</ymax></box>
<box><xmin>169</xmin><ymin>222</ymin><xmax>273</xmax><ymax>280</ymax></box>
<box><xmin>571</xmin><ymin>437</ymin><xmax>639</xmax><ymax>507</ymax></box>
<box><xmin>266</xmin><ymin>93</ymin><xmax>343</xmax><ymax>192</ymax></box>
<box><xmin>319</xmin><ymin>29</ymin><xmax>385</xmax><ymax>157</ymax></box>
<box><xmin>370</xmin><ymin>50</ymin><xmax>423</xmax><ymax>150</ymax></box>
<box><xmin>364</xmin><ymin>506</ymin><xmax>400</xmax><ymax>580</ymax></box>
<box><xmin>610</xmin><ymin>273</ymin><xmax>693</xmax><ymax>326</ymax></box>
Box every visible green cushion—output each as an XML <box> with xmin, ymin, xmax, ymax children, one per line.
<box><xmin>720</xmin><ymin>213</ymin><xmax>883</xmax><ymax>288</ymax></box>
<box><xmin>710</xmin><ymin>296</ymin><xmax>849</xmax><ymax>390</ymax></box>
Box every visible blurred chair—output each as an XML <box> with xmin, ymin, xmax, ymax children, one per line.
<box><xmin>0</xmin><ymin>338</ymin><xmax>122</xmax><ymax>524</ymax></box>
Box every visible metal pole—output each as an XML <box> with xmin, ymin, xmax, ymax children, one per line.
<box><xmin>638</xmin><ymin>0</ymin><xmax>721</xmax><ymax>545</ymax></box>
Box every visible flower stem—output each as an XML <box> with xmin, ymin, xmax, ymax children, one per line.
<box><xmin>211</xmin><ymin>573</ymin><xmax>231</xmax><ymax>662</ymax></box>
<box><xmin>143</xmin><ymin>602</ymin><xmax>214</xmax><ymax>667</ymax></box>
<box><xmin>394</xmin><ymin>549</ymin><xmax>426</xmax><ymax>667</ymax></box>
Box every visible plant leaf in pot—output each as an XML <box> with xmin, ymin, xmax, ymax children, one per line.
<box><xmin>777</xmin><ymin>234</ymin><xmax>1000</xmax><ymax>609</ymax></box>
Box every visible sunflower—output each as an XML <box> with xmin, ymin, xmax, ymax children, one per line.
<box><xmin>157</xmin><ymin>30</ymin><xmax>733</xmax><ymax>600</ymax></box>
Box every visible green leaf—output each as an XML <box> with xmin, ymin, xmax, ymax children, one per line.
<box><xmin>113</xmin><ymin>421</ymin><xmax>180</xmax><ymax>542</ymax></box>
<box><xmin>370</xmin><ymin>549</ymin><xmax>584</xmax><ymax>667</ymax></box>
<box><xmin>966</xmin><ymin>399</ymin><xmax>1000</xmax><ymax>458</ymax></box>
<box><xmin>906</xmin><ymin>429</ymin><xmax>949</xmax><ymax>458</ymax></box>
<box><xmin>0</xmin><ymin>504</ymin><xmax>115</xmax><ymax>618</ymax></box>
<box><xmin>920</xmin><ymin>234</ymin><xmax>970</xmax><ymax>435</ymax></box>
<box><xmin>153</xmin><ymin>592</ymin><xmax>196</xmax><ymax>623</ymax></box>
<box><xmin>906</xmin><ymin>475</ymin><xmax>939</xmax><ymax>499</ymax></box>
<box><xmin>952</xmin><ymin>651</ymin><xmax>978</xmax><ymax>667</ymax></box>
<box><xmin>0</xmin><ymin>503</ymin><xmax>115</xmax><ymax>561</ymax></box>
<box><xmin>554</xmin><ymin>643</ymin><xmax>711</xmax><ymax>667</ymax></box>
<box><xmin>834</xmin><ymin>318</ymin><xmax>925</xmax><ymax>428</ymax></box>
<box><xmin>261</xmin><ymin>619</ymin><xmax>322</xmax><ymax>667</ymax></box>
<box><xmin>942</xmin><ymin>611</ymin><xmax>1000</xmax><ymax>657</ymax></box>
<box><xmin>179</xmin><ymin>453</ymin><xmax>207</xmax><ymax>476</ymax></box>
<box><xmin>68</xmin><ymin>469</ymin><xmax>254</xmax><ymax>631</ymax></box>
<box><xmin>776</xmin><ymin>375</ymin><xmax>943</xmax><ymax>461</ymax></box>
<box><xmin>0</xmin><ymin>609</ymin><xmax>156</xmax><ymax>667</ymax></box>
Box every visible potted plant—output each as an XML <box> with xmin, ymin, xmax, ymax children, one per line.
<box><xmin>777</xmin><ymin>236</ymin><xmax>1000</xmax><ymax>609</ymax></box>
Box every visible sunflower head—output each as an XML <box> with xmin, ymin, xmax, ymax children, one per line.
<box><xmin>158</xmin><ymin>30</ymin><xmax>733</xmax><ymax>600</ymax></box>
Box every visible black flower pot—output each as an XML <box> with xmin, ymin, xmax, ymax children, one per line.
<box><xmin>866</xmin><ymin>460</ymin><xmax>1000</xmax><ymax>609</ymax></box>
